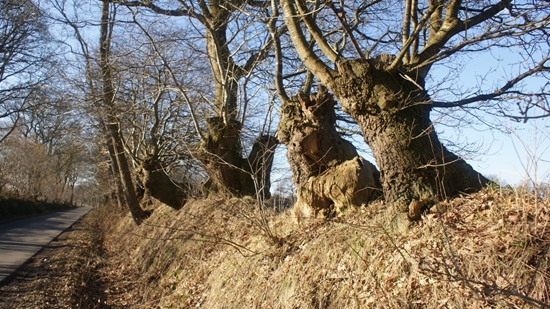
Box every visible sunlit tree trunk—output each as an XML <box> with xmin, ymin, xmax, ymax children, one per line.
<box><xmin>277</xmin><ymin>86</ymin><xmax>381</xmax><ymax>217</ymax></box>
<box><xmin>100</xmin><ymin>0</ymin><xmax>149</xmax><ymax>224</ymax></box>
<box><xmin>332</xmin><ymin>58</ymin><xmax>489</xmax><ymax>219</ymax></box>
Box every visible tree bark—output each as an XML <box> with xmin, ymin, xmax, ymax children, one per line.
<box><xmin>331</xmin><ymin>57</ymin><xmax>489</xmax><ymax>219</ymax></box>
<box><xmin>140</xmin><ymin>158</ymin><xmax>187</xmax><ymax>209</ymax></box>
<box><xmin>277</xmin><ymin>86</ymin><xmax>381</xmax><ymax>217</ymax></box>
<box><xmin>199</xmin><ymin>117</ymin><xmax>278</xmax><ymax>199</ymax></box>
<box><xmin>106</xmin><ymin>139</ymin><xmax>126</xmax><ymax>211</ymax></box>
<box><xmin>247</xmin><ymin>135</ymin><xmax>279</xmax><ymax>200</ymax></box>
<box><xmin>100</xmin><ymin>0</ymin><xmax>149</xmax><ymax>224</ymax></box>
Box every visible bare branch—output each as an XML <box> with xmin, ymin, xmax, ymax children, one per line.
<box><xmin>326</xmin><ymin>1</ymin><xmax>364</xmax><ymax>59</ymax></box>
<box><xmin>268</xmin><ymin>0</ymin><xmax>289</xmax><ymax>102</ymax></box>
<box><xmin>128</xmin><ymin>9</ymin><xmax>206</xmax><ymax>142</ymax></box>
<box><xmin>433</xmin><ymin>57</ymin><xmax>550</xmax><ymax>108</ymax></box>
<box><xmin>281</xmin><ymin>0</ymin><xmax>335</xmax><ymax>85</ymax></box>
<box><xmin>388</xmin><ymin>4</ymin><xmax>435</xmax><ymax>71</ymax></box>
<box><xmin>402</xmin><ymin>0</ymin><xmax>412</xmax><ymax>63</ymax></box>
<box><xmin>112</xmin><ymin>0</ymin><xmax>206</xmax><ymax>23</ymax></box>
<box><xmin>416</xmin><ymin>1</ymin><xmax>512</xmax><ymax>74</ymax></box>
<box><xmin>293</xmin><ymin>0</ymin><xmax>339</xmax><ymax>62</ymax></box>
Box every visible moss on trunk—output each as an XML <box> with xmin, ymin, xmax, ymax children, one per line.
<box><xmin>332</xmin><ymin>57</ymin><xmax>489</xmax><ymax>220</ymax></box>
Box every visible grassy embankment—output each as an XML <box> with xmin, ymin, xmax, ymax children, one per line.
<box><xmin>89</xmin><ymin>185</ymin><xmax>549</xmax><ymax>308</ymax></box>
<box><xmin>3</xmin><ymin>186</ymin><xmax>547</xmax><ymax>308</ymax></box>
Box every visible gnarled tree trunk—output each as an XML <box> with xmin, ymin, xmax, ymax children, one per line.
<box><xmin>140</xmin><ymin>158</ymin><xmax>187</xmax><ymax>210</ymax></box>
<box><xmin>277</xmin><ymin>86</ymin><xmax>381</xmax><ymax>217</ymax></box>
<box><xmin>199</xmin><ymin>117</ymin><xmax>278</xmax><ymax>199</ymax></box>
<box><xmin>332</xmin><ymin>57</ymin><xmax>489</xmax><ymax>219</ymax></box>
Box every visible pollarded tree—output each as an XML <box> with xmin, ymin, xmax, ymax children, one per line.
<box><xmin>280</xmin><ymin>0</ymin><xmax>550</xmax><ymax>220</ymax></box>
<box><xmin>276</xmin><ymin>85</ymin><xmax>382</xmax><ymax>217</ymax></box>
<box><xmin>267</xmin><ymin>4</ymin><xmax>381</xmax><ymax>218</ymax></box>
<box><xmin>115</xmin><ymin>0</ymin><xmax>278</xmax><ymax>199</ymax></box>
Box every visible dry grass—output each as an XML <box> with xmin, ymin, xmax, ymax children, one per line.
<box><xmin>2</xmin><ymin>187</ymin><xmax>546</xmax><ymax>308</ymax></box>
<box><xmin>98</xmin><ymin>186</ymin><xmax>549</xmax><ymax>308</ymax></box>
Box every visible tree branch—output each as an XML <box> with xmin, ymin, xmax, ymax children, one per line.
<box><xmin>268</xmin><ymin>0</ymin><xmax>289</xmax><ymax>102</ymax></box>
<box><xmin>112</xmin><ymin>0</ymin><xmax>206</xmax><ymax>23</ymax></box>
<box><xmin>432</xmin><ymin>57</ymin><xmax>550</xmax><ymax>108</ymax></box>
<box><xmin>415</xmin><ymin>0</ymin><xmax>511</xmax><ymax>75</ymax></box>
<box><xmin>281</xmin><ymin>0</ymin><xmax>335</xmax><ymax>85</ymax></box>
<box><xmin>326</xmin><ymin>1</ymin><xmax>364</xmax><ymax>59</ymax></box>
<box><xmin>293</xmin><ymin>0</ymin><xmax>339</xmax><ymax>62</ymax></box>
<box><xmin>388</xmin><ymin>4</ymin><xmax>435</xmax><ymax>71</ymax></box>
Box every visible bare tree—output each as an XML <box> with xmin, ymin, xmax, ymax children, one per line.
<box><xmin>45</xmin><ymin>0</ymin><xmax>190</xmax><ymax>216</ymax></box>
<box><xmin>20</xmin><ymin>84</ymin><xmax>91</xmax><ymax>203</ymax></box>
<box><xmin>109</xmin><ymin>26</ymin><xmax>205</xmax><ymax>209</ymax></box>
<box><xmin>280</xmin><ymin>0</ymin><xmax>550</xmax><ymax>220</ymax></box>
<box><xmin>99</xmin><ymin>0</ymin><xmax>150</xmax><ymax>224</ymax></box>
<box><xmin>0</xmin><ymin>0</ymin><xmax>54</xmax><ymax>142</ymax></box>
<box><xmin>113</xmin><ymin>0</ymin><xmax>279</xmax><ymax>199</ymax></box>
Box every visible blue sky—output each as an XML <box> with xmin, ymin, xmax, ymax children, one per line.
<box><xmin>464</xmin><ymin>118</ymin><xmax>550</xmax><ymax>186</ymax></box>
<box><xmin>430</xmin><ymin>48</ymin><xmax>550</xmax><ymax>186</ymax></box>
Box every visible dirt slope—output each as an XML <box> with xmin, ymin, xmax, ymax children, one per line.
<box><xmin>1</xmin><ymin>188</ymin><xmax>549</xmax><ymax>308</ymax></box>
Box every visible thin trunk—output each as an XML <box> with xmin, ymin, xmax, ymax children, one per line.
<box><xmin>100</xmin><ymin>0</ymin><xmax>149</xmax><ymax>224</ymax></box>
<box><xmin>69</xmin><ymin>182</ymin><xmax>75</xmax><ymax>205</ymax></box>
<box><xmin>277</xmin><ymin>86</ymin><xmax>381</xmax><ymax>217</ymax></box>
<box><xmin>106</xmin><ymin>139</ymin><xmax>126</xmax><ymax>211</ymax></box>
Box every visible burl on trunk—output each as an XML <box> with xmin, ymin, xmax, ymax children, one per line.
<box><xmin>277</xmin><ymin>86</ymin><xmax>381</xmax><ymax>218</ymax></box>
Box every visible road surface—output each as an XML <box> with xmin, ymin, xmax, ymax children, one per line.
<box><xmin>0</xmin><ymin>207</ymin><xmax>92</xmax><ymax>284</ymax></box>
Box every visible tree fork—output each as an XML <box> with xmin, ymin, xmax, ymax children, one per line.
<box><xmin>199</xmin><ymin>117</ymin><xmax>278</xmax><ymax>199</ymax></box>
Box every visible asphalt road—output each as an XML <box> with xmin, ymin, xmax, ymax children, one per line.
<box><xmin>0</xmin><ymin>207</ymin><xmax>92</xmax><ymax>285</ymax></box>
